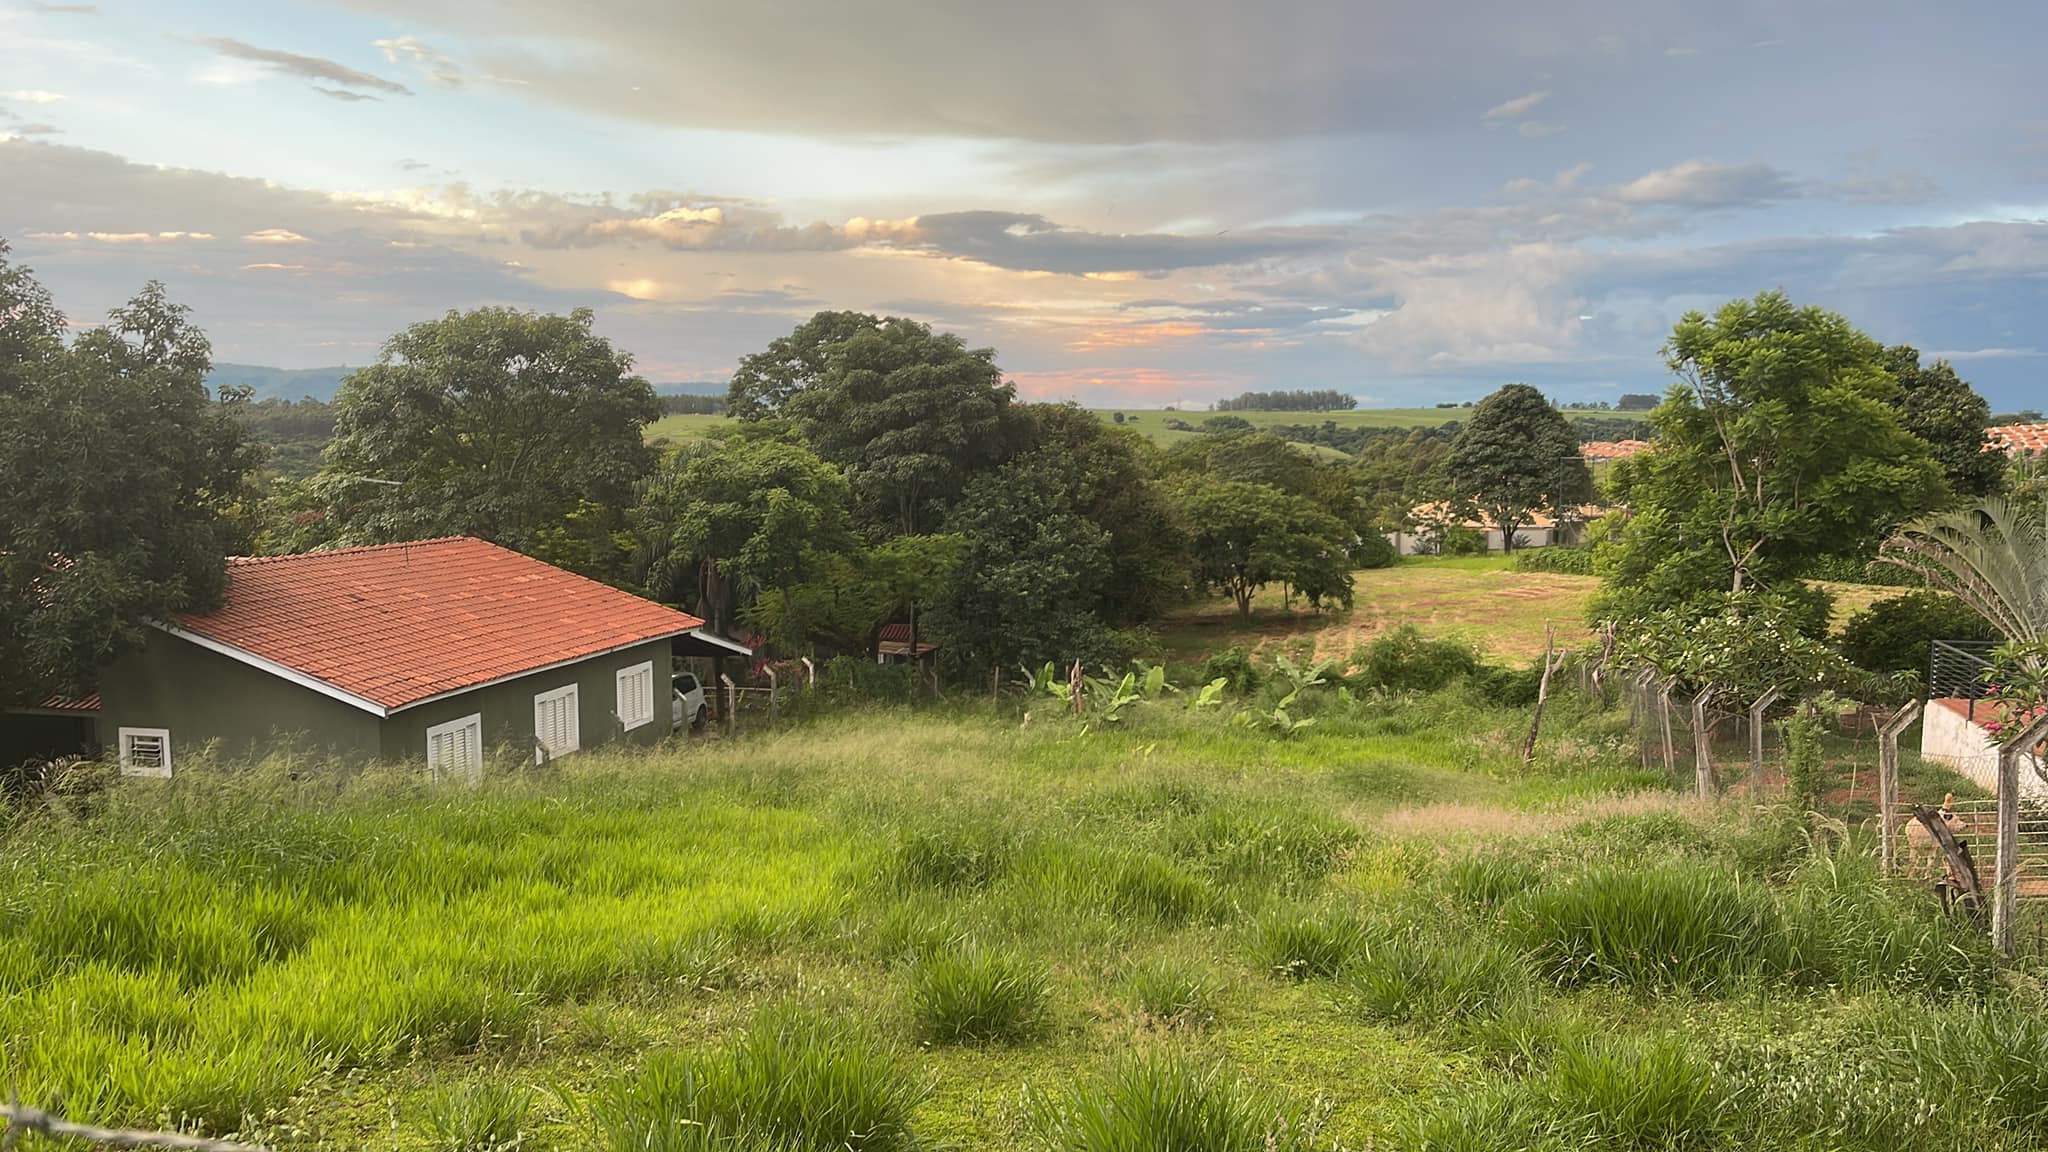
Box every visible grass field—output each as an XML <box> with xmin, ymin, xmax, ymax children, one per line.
<box><xmin>3</xmin><ymin>658</ymin><xmax>2035</xmax><ymax>1152</ymax></box>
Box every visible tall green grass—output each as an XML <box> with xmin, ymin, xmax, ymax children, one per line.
<box><xmin>907</xmin><ymin>939</ymin><xmax>1049</xmax><ymax>1044</ymax></box>
<box><xmin>595</xmin><ymin>1006</ymin><xmax>925</xmax><ymax>1152</ymax></box>
<box><xmin>1029</xmin><ymin>1051</ymin><xmax>1327</xmax><ymax>1152</ymax></box>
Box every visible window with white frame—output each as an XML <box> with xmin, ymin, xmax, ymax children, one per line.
<box><xmin>615</xmin><ymin>660</ymin><xmax>656</xmax><ymax>731</ymax></box>
<box><xmin>118</xmin><ymin>727</ymin><xmax>172</xmax><ymax>777</ymax></box>
<box><xmin>533</xmin><ymin>684</ymin><xmax>580</xmax><ymax>764</ymax></box>
<box><xmin>426</xmin><ymin>713</ymin><xmax>483</xmax><ymax>783</ymax></box>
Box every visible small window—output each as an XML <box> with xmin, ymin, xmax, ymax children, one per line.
<box><xmin>675</xmin><ymin>673</ymin><xmax>699</xmax><ymax>694</ymax></box>
<box><xmin>426</xmin><ymin>713</ymin><xmax>483</xmax><ymax>783</ymax></box>
<box><xmin>616</xmin><ymin>661</ymin><xmax>656</xmax><ymax>731</ymax></box>
<box><xmin>533</xmin><ymin>684</ymin><xmax>580</xmax><ymax>765</ymax></box>
<box><xmin>118</xmin><ymin>727</ymin><xmax>172</xmax><ymax>777</ymax></box>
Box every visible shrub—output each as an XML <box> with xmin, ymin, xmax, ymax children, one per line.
<box><xmin>424</xmin><ymin>1081</ymin><xmax>533</xmax><ymax>1152</ymax></box>
<box><xmin>597</xmin><ymin>1006</ymin><xmax>924</xmax><ymax>1152</ymax></box>
<box><xmin>1349</xmin><ymin>626</ymin><xmax>1484</xmax><ymax>693</ymax></box>
<box><xmin>1200</xmin><ymin>415</ymin><xmax>1253</xmax><ymax>434</ymax></box>
<box><xmin>907</xmin><ymin>940</ymin><xmax>1049</xmax><ymax>1045</ymax></box>
<box><xmin>1123</xmin><ymin>954</ymin><xmax>1220</xmax><ymax>1028</ymax></box>
<box><xmin>1197</xmin><ymin>646</ymin><xmax>1260</xmax><ymax>695</ymax></box>
<box><xmin>1802</xmin><ymin>553</ymin><xmax>1920</xmax><ymax>587</ymax></box>
<box><xmin>1472</xmin><ymin>664</ymin><xmax>1544</xmax><ymax>708</ymax></box>
<box><xmin>1349</xmin><ymin>930</ymin><xmax>1536</xmax><ymax>1028</ymax></box>
<box><xmin>1840</xmin><ymin>591</ymin><xmax>1998</xmax><ymax>674</ymax></box>
<box><xmin>1440</xmin><ymin>525</ymin><xmax>1489</xmax><ymax>556</ymax></box>
<box><xmin>1350</xmin><ymin>531</ymin><xmax>1398</xmax><ymax>570</ymax></box>
<box><xmin>1512</xmin><ymin>547</ymin><xmax>1595</xmax><ymax>576</ymax></box>
<box><xmin>1029</xmin><ymin>1051</ymin><xmax>1326</xmax><ymax>1152</ymax></box>
<box><xmin>1252</xmin><ymin>906</ymin><xmax>1368</xmax><ymax>980</ymax></box>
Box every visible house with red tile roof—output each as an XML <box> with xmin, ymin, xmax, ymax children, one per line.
<box><xmin>1987</xmin><ymin>422</ymin><xmax>2048</xmax><ymax>456</ymax></box>
<box><xmin>93</xmin><ymin>537</ymin><xmax>745</xmax><ymax>779</ymax></box>
<box><xmin>1577</xmin><ymin>439</ymin><xmax>1653</xmax><ymax>461</ymax></box>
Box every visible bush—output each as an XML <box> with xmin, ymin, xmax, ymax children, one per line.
<box><xmin>1197</xmin><ymin>647</ymin><xmax>1260</xmax><ymax>695</ymax></box>
<box><xmin>425</xmin><ymin>1081</ymin><xmax>533</xmax><ymax>1152</ymax></box>
<box><xmin>1840</xmin><ymin>591</ymin><xmax>1998</xmax><ymax>674</ymax></box>
<box><xmin>1440</xmin><ymin>525</ymin><xmax>1489</xmax><ymax>556</ymax></box>
<box><xmin>1350</xmin><ymin>531</ymin><xmax>1398</xmax><ymax>570</ymax></box>
<box><xmin>1472</xmin><ymin>664</ymin><xmax>1544</xmax><ymax>708</ymax></box>
<box><xmin>1802</xmin><ymin>553</ymin><xmax>1921</xmax><ymax>587</ymax></box>
<box><xmin>1030</xmin><ymin>1051</ymin><xmax>1326</xmax><ymax>1152</ymax></box>
<box><xmin>597</xmin><ymin>1006</ymin><xmax>924</xmax><ymax>1152</ymax></box>
<box><xmin>907</xmin><ymin>940</ymin><xmax>1049</xmax><ymax>1045</ymax></box>
<box><xmin>1349</xmin><ymin>626</ymin><xmax>1484</xmax><ymax>693</ymax></box>
<box><xmin>1512</xmin><ymin>547</ymin><xmax>1595</xmax><ymax>575</ymax></box>
<box><xmin>1252</xmin><ymin>905</ymin><xmax>1369</xmax><ymax>980</ymax></box>
<box><xmin>1200</xmin><ymin>415</ymin><xmax>1254</xmax><ymax>434</ymax></box>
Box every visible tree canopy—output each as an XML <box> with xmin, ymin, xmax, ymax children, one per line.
<box><xmin>1597</xmin><ymin>292</ymin><xmax>1948</xmax><ymax>621</ymax></box>
<box><xmin>1447</xmin><ymin>383</ymin><xmax>1594</xmax><ymax>553</ymax></box>
<box><xmin>1179</xmin><ymin>478</ymin><xmax>1354</xmax><ymax>618</ymax></box>
<box><xmin>323</xmin><ymin>307</ymin><xmax>660</xmax><ymax>555</ymax></box>
<box><xmin>733</xmin><ymin>313</ymin><xmax>1018</xmax><ymax>536</ymax></box>
<box><xmin>1885</xmin><ymin>345</ymin><xmax>2002</xmax><ymax>499</ymax></box>
<box><xmin>0</xmin><ymin>245</ymin><xmax>257</xmax><ymax>705</ymax></box>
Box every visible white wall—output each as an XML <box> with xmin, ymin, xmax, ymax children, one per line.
<box><xmin>1922</xmin><ymin>699</ymin><xmax>2048</xmax><ymax>798</ymax></box>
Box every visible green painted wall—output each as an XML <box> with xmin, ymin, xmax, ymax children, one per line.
<box><xmin>378</xmin><ymin>639</ymin><xmax>674</xmax><ymax>763</ymax></box>
<box><xmin>99</xmin><ymin>631</ymin><xmax>381</xmax><ymax>765</ymax></box>
<box><xmin>100</xmin><ymin>632</ymin><xmax>676</xmax><ymax>769</ymax></box>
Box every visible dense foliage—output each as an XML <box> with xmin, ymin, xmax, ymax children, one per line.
<box><xmin>1447</xmin><ymin>383</ymin><xmax>1596</xmax><ymax>553</ymax></box>
<box><xmin>1840</xmin><ymin>592</ymin><xmax>1998</xmax><ymax>674</ymax></box>
<box><xmin>1213</xmin><ymin>389</ymin><xmax>1357</xmax><ymax>411</ymax></box>
<box><xmin>0</xmin><ymin>245</ymin><xmax>257</xmax><ymax>706</ymax></box>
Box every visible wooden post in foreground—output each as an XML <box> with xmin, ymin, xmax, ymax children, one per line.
<box><xmin>766</xmin><ymin>665</ymin><xmax>779</xmax><ymax>723</ymax></box>
<box><xmin>1748</xmin><ymin>686</ymin><xmax>1783</xmax><ymax>795</ymax></box>
<box><xmin>801</xmin><ymin>656</ymin><xmax>815</xmax><ymax>688</ymax></box>
<box><xmin>1691</xmin><ymin>682</ymin><xmax>1720</xmax><ymax>798</ymax></box>
<box><xmin>1994</xmin><ymin>712</ymin><xmax>2048</xmax><ymax>957</ymax></box>
<box><xmin>1521</xmin><ymin>624</ymin><xmax>1567</xmax><ymax>768</ymax></box>
<box><xmin>1069</xmin><ymin>659</ymin><xmax>1085</xmax><ymax>717</ymax></box>
<box><xmin>1658</xmin><ymin>676</ymin><xmax>1679</xmax><ymax>777</ymax></box>
<box><xmin>720</xmin><ymin>674</ymin><xmax>737</xmax><ymax>737</ymax></box>
<box><xmin>1877</xmin><ymin>700</ymin><xmax>1919</xmax><ymax>877</ymax></box>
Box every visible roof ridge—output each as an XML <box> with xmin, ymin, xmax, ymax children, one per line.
<box><xmin>226</xmin><ymin>536</ymin><xmax>476</xmax><ymax>565</ymax></box>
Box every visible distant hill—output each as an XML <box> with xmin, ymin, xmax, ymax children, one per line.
<box><xmin>209</xmin><ymin>363</ymin><xmax>355</xmax><ymax>402</ymax></box>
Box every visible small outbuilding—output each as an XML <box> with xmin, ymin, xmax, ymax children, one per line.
<box><xmin>96</xmin><ymin>537</ymin><xmax>718</xmax><ymax>779</ymax></box>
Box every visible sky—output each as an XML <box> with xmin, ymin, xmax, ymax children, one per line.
<box><xmin>2</xmin><ymin>0</ymin><xmax>2044</xmax><ymax>408</ymax></box>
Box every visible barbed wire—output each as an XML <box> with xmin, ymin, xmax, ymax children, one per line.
<box><xmin>1</xmin><ymin>1102</ymin><xmax>272</xmax><ymax>1152</ymax></box>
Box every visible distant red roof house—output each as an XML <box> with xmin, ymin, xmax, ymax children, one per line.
<box><xmin>1578</xmin><ymin>439</ymin><xmax>1653</xmax><ymax>460</ymax></box>
<box><xmin>877</xmin><ymin>622</ymin><xmax>940</xmax><ymax>662</ymax></box>
<box><xmin>161</xmin><ymin>537</ymin><xmax>704</xmax><ymax>713</ymax></box>
<box><xmin>1987</xmin><ymin>423</ymin><xmax>2048</xmax><ymax>456</ymax></box>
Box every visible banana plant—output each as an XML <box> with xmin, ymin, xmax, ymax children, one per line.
<box><xmin>1191</xmin><ymin>677</ymin><xmax>1229</xmax><ymax>709</ymax></box>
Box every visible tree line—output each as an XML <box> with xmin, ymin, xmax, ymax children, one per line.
<box><xmin>1213</xmin><ymin>389</ymin><xmax>1357</xmax><ymax>412</ymax></box>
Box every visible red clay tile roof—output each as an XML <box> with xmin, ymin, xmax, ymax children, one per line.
<box><xmin>1578</xmin><ymin>439</ymin><xmax>1653</xmax><ymax>460</ymax></box>
<box><xmin>1987</xmin><ymin>423</ymin><xmax>2048</xmax><ymax>456</ymax></box>
<box><xmin>30</xmin><ymin>694</ymin><xmax>99</xmax><ymax>712</ymax></box>
<box><xmin>166</xmin><ymin>538</ymin><xmax>702</xmax><ymax>713</ymax></box>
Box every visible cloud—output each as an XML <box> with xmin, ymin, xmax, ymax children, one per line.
<box><xmin>240</xmin><ymin>262</ymin><xmax>305</xmax><ymax>271</ymax></box>
<box><xmin>1485</xmin><ymin>90</ymin><xmax>1549</xmax><ymax>121</ymax></box>
<box><xmin>26</xmin><ymin>2</ymin><xmax>98</xmax><ymax>10</ymax></box>
<box><xmin>5</xmin><ymin>122</ymin><xmax>63</xmax><ymax>137</ymax></box>
<box><xmin>26</xmin><ymin>230</ymin><xmax>215</xmax><ymax>242</ymax></box>
<box><xmin>7</xmin><ymin>90</ymin><xmax>66</xmax><ymax>103</ymax></box>
<box><xmin>197</xmin><ymin>37</ymin><xmax>412</xmax><ymax>95</ymax></box>
<box><xmin>313</xmin><ymin>87</ymin><xmax>380</xmax><ymax>102</ymax></box>
<box><xmin>243</xmin><ymin>228</ymin><xmax>309</xmax><ymax>244</ymax></box>
<box><xmin>1826</xmin><ymin>169</ymin><xmax>1940</xmax><ymax>206</ymax></box>
<box><xmin>1928</xmin><ymin>347</ymin><xmax>2041</xmax><ymax>361</ymax></box>
<box><xmin>374</xmin><ymin>35</ymin><xmax>462</xmax><ymax>87</ymax></box>
<box><xmin>1614</xmin><ymin>160</ymin><xmax>1799</xmax><ymax>207</ymax></box>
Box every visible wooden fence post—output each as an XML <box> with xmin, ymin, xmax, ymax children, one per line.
<box><xmin>1748</xmin><ymin>686</ymin><xmax>1783</xmax><ymax>795</ymax></box>
<box><xmin>801</xmin><ymin>656</ymin><xmax>815</xmax><ymax>688</ymax></box>
<box><xmin>1069</xmin><ymin>659</ymin><xmax>1085</xmax><ymax>717</ymax></box>
<box><xmin>720</xmin><ymin>674</ymin><xmax>737</xmax><ymax>737</ymax></box>
<box><xmin>1993</xmin><ymin>712</ymin><xmax>2048</xmax><ymax>957</ymax></box>
<box><xmin>766</xmin><ymin>666</ymin><xmax>779</xmax><ymax>723</ymax></box>
<box><xmin>1658</xmin><ymin>676</ymin><xmax>1679</xmax><ymax>777</ymax></box>
<box><xmin>992</xmin><ymin>664</ymin><xmax>1002</xmax><ymax>702</ymax></box>
<box><xmin>1691</xmin><ymin>683</ymin><xmax>1720</xmax><ymax>798</ymax></box>
<box><xmin>1877</xmin><ymin>701</ymin><xmax>1919</xmax><ymax>878</ymax></box>
<box><xmin>1631</xmin><ymin>668</ymin><xmax>1657</xmax><ymax>770</ymax></box>
<box><xmin>1521</xmin><ymin>624</ymin><xmax>1568</xmax><ymax>768</ymax></box>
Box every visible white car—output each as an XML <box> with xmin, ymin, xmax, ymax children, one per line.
<box><xmin>672</xmin><ymin>673</ymin><xmax>709</xmax><ymax>731</ymax></box>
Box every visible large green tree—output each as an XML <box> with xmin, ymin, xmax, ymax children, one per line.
<box><xmin>1885</xmin><ymin>345</ymin><xmax>2002</xmax><ymax>498</ymax></box>
<box><xmin>636</xmin><ymin>430</ymin><xmax>853</xmax><ymax>641</ymax></box>
<box><xmin>731</xmin><ymin>313</ymin><xmax>1018</xmax><ymax>535</ymax></box>
<box><xmin>0</xmin><ymin>243</ymin><xmax>257</xmax><ymax>705</ymax></box>
<box><xmin>1596</xmin><ymin>292</ymin><xmax>1948</xmax><ymax>621</ymax></box>
<box><xmin>1179</xmin><ymin>479</ymin><xmax>1354</xmax><ymax>618</ymax></box>
<box><xmin>323</xmin><ymin>307</ymin><xmax>659</xmax><ymax>555</ymax></box>
<box><xmin>1446</xmin><ymin>383</ymin><xmax>1594</xmax><ymax>553</ymax></box>
<box><xmin>1011</xmin><ymin>405</ymin><xmax>1188</xmax><ymax>623</ymax></box>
